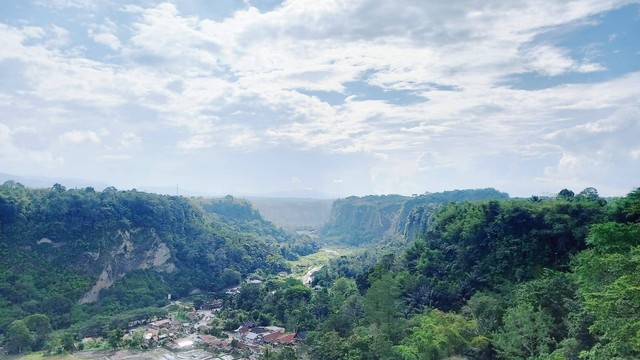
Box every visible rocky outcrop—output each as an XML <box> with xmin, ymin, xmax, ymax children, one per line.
<box><xmin>78</xmin><ymin>229</ymin><xmax>176</xmax><ymax>304</ymax></box>
<box><xmin>320</xmin><ymin>189</ymin><xmax>509</xmax><ymax>246</ymax></box>
<box><xmin>320</xmin><ymin>195</ymin><xmax>408</xmax><ymax>245</ymax></box>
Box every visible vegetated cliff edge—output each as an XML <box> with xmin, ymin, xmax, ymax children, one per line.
<box><xmin>0</xmin><ymin>181</ymin><xmax>309</xmax><ymax>332</ymax></box>
<box><xmin>320</xmin><ymin>188</ymin><xmax>509</xmax><ymax>246</ymax></box>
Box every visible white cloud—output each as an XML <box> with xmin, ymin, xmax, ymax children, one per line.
<box><xmin>228</xmin><ymin>130</ymin><xmax>260</xmax><ymax>148</ymax></box>
<box><xmin>177</xmin><ymin>133</ymin><xmax>213</xmax><ymax>151</ymax></box>
<box><xmin>0</xmin><ymin>123</ymin><xmax>63</xmax><ymax>166</ymax></box>
<box><xmin>34</xmin><ymin>0</ymin><xmax>95</xmax><ymax>9</ymax></box>
<box><xmin>0</xmin><ymin>0</ymin><xmax>638</xmax><ymax>196</ymax></box>
<box><xmin>89</xmin><ymin>19</ymin><xmax>121</xmax><ymax>50</ymax></box>
<box><xmin>59</xmin><ymin>130</ymin><xmax>102</xmax><ymax>144</ymax></box>
<box><xmin>541</xmin><ymin>104</ymin><xmax>640</xmax><ymax>193</ymax></box>
<box><xmin>120</xmin><ymin>132</ymin><xmax>142</xmax><ymax>148</ymax></box>
<box><xmin>100</xmin><ymin>154</ymin><xmax>132</xmax><ymax>161</ymax></box>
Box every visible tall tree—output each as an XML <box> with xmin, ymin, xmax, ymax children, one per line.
<box><xmin>492</xmin><ymin>303</ymin><xmax>554</xmax><ymax>359</ymax></box>
<box><xmin>24</xmin><ymin>313</ymin><xmax>52</xmax><ymax>350</ymax></box>
<box><xmin>5</xmin><ymin>320</ymin><xmax>33</xmax><ymax>354</ymax></box>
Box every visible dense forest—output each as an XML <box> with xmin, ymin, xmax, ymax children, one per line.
<box><xmin>2</xmin><ymin>182</ymin><xmax>639</xmax><ymax>360</ymax></box>
<box><xmin>0</xmin><ymin>182</ymin><xmax>315</xmax><ymax>353</ymax></box>
<box><xmin>237</xmin><ymin>187</ymin><xmax>640</xmax><ymax>359</ymax></box>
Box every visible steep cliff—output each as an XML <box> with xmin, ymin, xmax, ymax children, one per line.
<box><xmin>320</xmin><ymin>189</ymin><xmax>509</xmax><ymax>246</ymax></box>
<box><xmin>0</xmin><ymin>182</ymin><xmax>297</xmax><ymax>331</ymax></box>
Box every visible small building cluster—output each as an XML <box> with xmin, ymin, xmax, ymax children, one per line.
<box><xmin>80</xmin><ymin>305</ymin><xmax>298</xmax><ymax>359</ymax></box>
<box><xmin>234</xmin><ymin>324</ymin><xmax>297</xmax><ymax>348</ymax></box>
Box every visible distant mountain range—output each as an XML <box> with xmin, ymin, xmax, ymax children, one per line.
<box><xmin>0</xmin><ymin>172</ymin><xmax>112</xmax><ymax>191</ymax></box>
<box><xmin>0</xmin><ymin>172</ymin><xmax>334</xmax><ymax>199</ymax></box>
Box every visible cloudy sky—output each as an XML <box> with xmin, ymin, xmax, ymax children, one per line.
<box><xmin>0</xmin><ymin>0</ymin><xmax>639</xmax><ymax>198</ymax></box>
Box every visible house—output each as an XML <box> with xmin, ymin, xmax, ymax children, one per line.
<box><xmin>242</xmin><ymin>320</ymin><xmax>259</xmax><ymax>328</ymax></box>
<box><xmin>150</xmin><ymin>319</ymin><xmax>171</xmax><ymax>328</ymax></box>
<box><xmin>276</xmin><ymin>333</ymin><xmax>296</xmax><ymax>344</ymax></box>
<box><xmin>234</xmin><ymin>325</ymin><xmax>250</xmax><ymax>337</ymax></box>
<box><xmin>199</xmin><ymin>334</ymin><xmax>229</xmax><ymax>348</ymax></box>
<box><xmin>127</xmin><ymin>318</ymin><xmax>149</xmax><ymax>328</ymax></box>
<box><xmin>262</xmin><ymin>332</ymin><xmax>282</xmax><ymax>344</ymax></box>
<box><xmin>202</xmin><ymin>299</ymin><xmax>223</xmax><ymax>310</ymax></box>
<box><xmin>264</xmin><ymin>326</ymin><xmax>285</xmax><ymax>333</ymax></box>
<box><xmin>225</xmin><ymin>287</ymin><xmax>240</xmax><ymax>295</ymax></box>
<box><xmin>245</xmin><ymin>332</ymin><xmax>259</xmax><ymax>342</ymax></box>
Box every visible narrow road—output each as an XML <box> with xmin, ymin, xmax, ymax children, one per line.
<box><xmin>301</xmin><ymin>266</ymin><xmax>322</xmax><ymax>286</ymax></box>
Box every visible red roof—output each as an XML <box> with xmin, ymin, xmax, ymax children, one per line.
<box><xmin>199</xmin><ymin>335</ymin><xmax>215</xmax><ymax>344</ymax></box>
<box><xmin>263</xmin><ymin>332</ymin><xmax>282</xmax><ymax>343</ymax></box>
<box><xmin>276</xmin><ymin>333</ymin><xmax>296</xmax><ymax>344</ymax></box>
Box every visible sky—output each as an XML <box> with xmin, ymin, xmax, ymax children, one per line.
<box><xmin>0</xmin><ymin>0</ymin><xmax>639</xmax><ymax>198</ymax></box>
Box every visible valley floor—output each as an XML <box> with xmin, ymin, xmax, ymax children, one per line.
<box><xmin>288</xmin><ymin>247</ymin><xmax>354</xmax><ymax>285</ymax></box>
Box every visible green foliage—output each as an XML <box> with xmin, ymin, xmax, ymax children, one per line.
<box><xmin>394</xmin><ymin>309</ymin><xmax>487</xmax><ymax>360</ymax></box>
<box><xmin>123</xmin><ymin>328</ymin><xmax>147</xmax><ymax>349</ymax></box>
<box><xmin>44</xmin><ymin>331</ymin><xmax>76</xmax><ymax>354</ymax></box>
<box><xmin>465</xmin><ymin>292</ymin><xmax>505</xmax><ymax>334</ymax></box>
<box><xmin>259</xmin><ymin>345</ymin><xmax>300</xmax><ymax>360</ymax></box>
<box><xmin>404</xmin><ymin>196</ymin><xmax>606</xmax><ymax>310</ymax></box>
<box><xmin>24</xmin><ymin>313</ymin><xmax>52</xmax><ymax>349</ymax></box>
<box><xmin>5</xmin><ymin>319</ymin><xmax>33</xmax><ymax>354</ymax></box>
<box><xmin>363</xmin><ymin>273</ymin><xmax>405</xmax><ymax>342</ymax></box>
<box><xmin>493</xmin><ymin>303</ymin><xmax>555</xmax><ymax>359</ymax></box>
<box><xmin>0</xmin><ymin>182</ymin><xmax>314</xmax><ymax>337</ymax></box>
<box><xmin>70</xmin><ymin>306</ymin><xmax>167</xmax><ymax>338</ymax></box>
<box><xmin>573</xmin><ymin>217</ymin><xmax>640</xmax><ymax>358</ymax></box>
<box><xmin>231</xmin><ymin>278</ymin><xmax>318</xmax><ymax>332</ymax></box>
<box><xmin>199</xmin><ymin>195</ymin><xmax>320</xmax><ymax>260</ymax></box>
<box><xmin>304</xmin><ymin>188</ymin><xmax>615</xmax><ymax>360</ymax></box>
<box><xmin>106</xmin><ymin>327</ymin><xmax>124</xmax><ymax>348</ymax></box>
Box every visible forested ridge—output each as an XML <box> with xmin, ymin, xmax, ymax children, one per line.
<box><xmin>0</xmin><ymin>181</ymin><xmax>315</xmax><ymax>353</ymax></box>
<box><xmin>240</xmin><ymin>187</ymin><xmax>640</xmax><ymax>359</ymax></box>
<box><xmin>2</xmin><ymin>182</ymin><xmax>639</xmax><ymax>360</ymax></box>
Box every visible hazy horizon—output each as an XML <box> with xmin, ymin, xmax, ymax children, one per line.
<box><xmin>1</xmin><ymin>1</ymin><xmax>639</xmax><ymax>198</ymax></box>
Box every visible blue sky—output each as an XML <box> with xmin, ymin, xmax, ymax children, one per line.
<box><xmin>0</xmin><ymin>0</ymin><xmax>639</xmax><ymax>198</ymax></box>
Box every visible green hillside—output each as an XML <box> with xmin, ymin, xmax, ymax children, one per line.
<box><xmin>0</xmin><ymin>181</ymin><xmax>314</xmax><ymax>344</ymax></box>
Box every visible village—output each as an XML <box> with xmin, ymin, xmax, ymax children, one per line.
<box><xmin>79</xmin><ymin>282</ymin><xmax>302</xmax><ymax>360</ymax></box>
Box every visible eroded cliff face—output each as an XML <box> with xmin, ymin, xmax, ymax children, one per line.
<box><xmin>79</xmin><ymin>229</ymin><xmax>176</xmax><ymax>304</ymax></box>
<box><xmin>320</xmin><ymin>189</ymin><xmax>510</xmax><ymax>246</ymax></box>
<box><xmin>320</xmin><ymin>195</ymin><xmax>408</xmax><ymax>245</ymax></box>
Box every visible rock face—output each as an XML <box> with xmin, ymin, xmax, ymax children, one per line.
<box><xmin>79</xmin><ymin>229</ymin><xmax>175</xmax><ymax>304</ymax></box>
<box><xmin>320</xmin><ymin>189</ymin><xmax>510</xmax><ymax>246</ymax></box>
<box><xmin>321</xmin><ymin>195</ymin><xmax>408</xmax><ymax>245</ymax></box>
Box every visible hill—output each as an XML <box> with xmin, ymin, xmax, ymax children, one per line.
<box><xmin>320</xmin><ymin>188</ymin><xmax>509</xmax><ymax>246</ymax></box>
<box><xmin>0</xmin><ymin>181</ymin><xmax>314</xmax><ymax>338</ymax></box>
